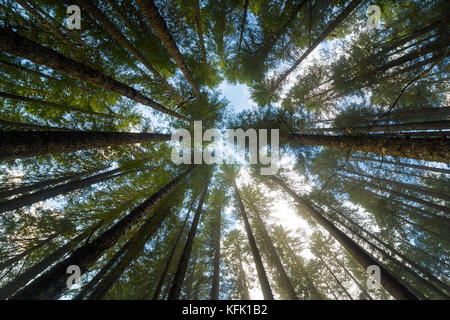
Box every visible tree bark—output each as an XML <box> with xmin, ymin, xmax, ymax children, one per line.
<box><xmin>0</xmin><ymin>223</ymin><xmax>102</xmax><ymax>300</ymax></box>
<box><xmin>210</xmin><ymin>208</ymin><xmax>221</xmax><ymax>300</ymax></box>
<box><xmin>167</xmin><ymin>175</ymin><xmax>210</xmax><ymax>300</ymax></box>
<box><xmin>10</xmin><ymin>167</ymin><xmax>194</xmax><ymax>299</ymax></box>
<box><xmin>351</xmin><ymin>156</ymin><xmax>450</xmax><ymax>175</ymax></box>
<box><xmin>0</xmin><ymin>167</ymin><xmax>138</xmax><ymax>214</ymax></box>
<box><xmin>280</xmin><ymin>133</ymin><xmax>450</xmax><ymax>163</ymax></box>
<box><xmin>192</xmin><ymin>0</ymin><xmax>207</xmax><ymax>65</ymax></box>
<box><xmin>339</xmin><ymin>173</ymin><xmax>450</xmax><ymax>215</ymax></box>
<box><xmin>272</xmin><ymin>0</ymin><xmax>363</xmax><ymax>91</ymax></box>
<box><xmin>135</xmin><ymin>0</ymin><xmax>201</xmax><ymax>96</ymax></box>
<box><xmin>152</xmin><ymin>201</ymin><xmax>194</xmax><ymax>300</ymax></box>
<box><xmin>77</xmin><ymin>0</ymin><xmax>182</xmax><ymax>100</ymax></box>
<box><xmin>0</xmin><ymin>131</ymin><xmax>171</xmax><ymax>161</ymax></box>
<box><xmin>233</xmin><ymin>181</ymin><xmax>274</xmax><ymax>300</ymax></box>
<box><xmin>270</xmin><ymin>175</ymin><xmax>419</xmax><ymax>300</ymax></box>
<box><xmin>0</xmin><ymin>28</ymin><xmax>191</xmax><ymax>122</ymax></box>
<box><xmin>249</xmin><ymin>203</ymin><xmax>298</xmax><ymax>299</ymax></box>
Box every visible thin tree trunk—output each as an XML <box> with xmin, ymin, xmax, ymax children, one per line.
<box><xmin>152</xmin><ymin>201</ymin><xmax>195</xmax><ymax>300</ymax></box>
<box><xmin>270</xmin><ymin>175</ymin><xmax>419</xmax><ymax>300</ymax></box>
<box><xmin>299</xmin><ymin>120</ymin><xmax>450</xmax><ymax>135</ymax></box>
<box><xmin>272</xmin><ymin>0</ymin><xmax>363</xmax><ymax>91</ymax></box>
<box><xmin>74</xmin><ymin>241</ymin><xmax>130</xmax><ymax>300</ymax></box>
<box><xmin>210</xmin><ymin>208</ymin><xmax>221</xmax><ymax>300</ymax></box>
<box><xmin>249</xmin><ymin>204</ymin><xmax>298</xmax><ymax>299</ymax></box>
<box><xmin>135</xmin><ymin>0</ymin><xmax>201</xmax><ymax>96</ymax></box>
<box><xmin>0</xmin><ymin>119</ymin><xmax>69</xmax><ymax>131</ymax></box>
<box><xmin>77</xmin><ymin>0</ymin><xmax>182</xmax><ymax>100</ymax></box>
<box><xmin>0</xmin><ymin>166</ymin><xmax>105</xmax><ymax>200</ymax></box>
<box><xmin>0</xmin><ymin>234</ymin><xmax>57</xmax><ymax>271</ymax></box>
<box><xmin>0</xmin><ymin>28</ymin><xmax>191</xmax><ymax>122</ymax></box>
<box><xmin>168</xmin><ymin>176</ymin><xmax>210</xmax><ymax>300</ymax></box>
<box><xmin>237</xmin><ymin>245</ymin><xmax>250</xmax><ymax>300</ymax></box>
<box><xmin>192</xmin><ymin>0</ymin><xmax>207</xmax><ymax>65</ymax></box>
<box><xmin>0</xmin><ymin>131</ymin><xmax>171</xmax><ymax>161</ymax></box>
<box><xmin>0</xmin><ymin>167</ymin><xmax>138</xmax><ymax>214</ymax></box>
<box><xmin>351</xmin><ymin>156</ymin><xmax>450</xmax><ymax>175</ymax></box>
<box><xmin>233</xmin><ymin>181</ymin><xmax>274</xmax><ymax>300</ymax></box>
<box><xmin>0</xmin><ymin>59</ymin><xmax>59</xmax><ymax>81</ymax></box>
<box><xmin>10</xmin><ymin>167</ymin><xmax>194</xmax><ymax>300</ymax></box>
<box><xmin>0</xmin><ymin>91</ymin><xmax>115</xmax><ymax>117</ymax></box>
<box><xmin>280</xmin><ymin>133</ymin><xmax>450</xmax><ymax>163</ymax></box>
<box><xmin>339</xmin><ymin>173</ymin><xmax>450</xmax><ymax>215</ymax></box>
<box><xmin>235</xmin><ymin>0</ymin><xmax>249</xmax><ymax>61</ymax></box>
<box><xmin>87</xmin><ymin>202</ymin><xmax>174</xmax><ymax>300</ymax></box>
<box><xmin>0</xmin><ymin>223</ymin><xmax>102</xmax><ymax>300</ymax></box>
<box><xmin>343</xmin><ymin>169</ymin><xmax>450</xmax><ymax>202</ymax></box>
<box><xmin>315</xmin><ymin>251</ymin><xmax>353</xmax><ymax>300</ymax></box>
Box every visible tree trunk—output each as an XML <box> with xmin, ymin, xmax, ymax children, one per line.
<box><xmin>0</xmin><ymin>234</ymin><xmax>57</xmax><ymax>272</ymax></box>
<box><xmin>0</xmin><ymin>166</ymin><xmax>104</xmax><ymax>200</ymax></box>
<box><xmin>74</xmin><ymin>241</ymin><xmax>130</xmax><ymax>300</ymax></box>
<box><xmin>0</xmin><ymin>119</ymin><xmax>69</xmax><ymax>131</ymax></box>
<box><xmin>237</xmin><ymin>244</ymin><xmax>250</xmax><ymax>300</ymax></box>
<box><xmin>343</xmin><ymin>169</ymin><xmax>450</xmax><ymax>202</ymax></box>
<box><xmin>235</xmin><ymin>0</ymin><xmax>249</xmax><ymax>61</ymax></box>
<box><xmin>192</xmin><ymin>0</ymin><xmax>207</xmax><ymax>65</ymax></box>
<box><xmin>233</xmin><ymin>181</ymin><xmax>274</xmax><ymax>300</ymax></box>
<box><xmin>0</xmin><ymin>167</ymin><xmax>138</xmax><ymax>214</ymax></box>
<box><xmin>280</xmin><ymin>133</ymin><xmax>450</xmax><ymax>163</ymax></box>
<box><xmin>0</xmin><ymin>131</ymin><xmax>171</xmax><ymax>161</ymax></box>
<box><xmin>272</xmin><ymin>0</ymin><xmax>363</xmax><ymax>91</ymax></box>
<box><xmin>351</xmin><ymin>156</ymin><xmax>450</xmax><ymax>175</ymax></box>
<box><xmin>10</xmin><ymin>167</ymin><xmax>194</xmax><ymax>300</ymax></box>
<box><xmin>0</xmin><ymin>223</ymin><xmax>102</xmax><ymax>300</ymax></box>
<box><xmin>249</xmin><ymin>203</ymin><xmax>298</xmax><ymax>299</ymax></box>
<box><xmin>300</xmin><ymin>120</ymin><xmax>450</xmax><ymax>135</ymax></box>
<box><xmin>87</xmin><ymin>203</ymin><xmax>173</xmax><ymax>300</ymax></box>
<box><xmin>0</xmin><ymin>91</ymin><xmax>114</xmax><ymax>117</ymax></box>
<box><xmin>0</xmin><ymin>28</ymin><xmax>191</xmax><ymax>122</ymax></box>
<box><xmin>270</xmin><ymin>175</ymin><xmax>419</xmax><ymax>300</ymax></box>
<box><xmin>0</xmin><ymin>59</ymin><xmax>59</xmax><ymax>81</ymax></box>
<box><xmin>167</xmin><ymin>176</ymin><xmax>210</xmax><ymax>300</ymax></box>
<box><xmin>135</xmin><ymin>0</ymin><xmax>201</xmax><ymax>96</ymax></box>
<box><xmin>210</xmin><ymin>208</ymin><xmax>221</xmax><ymax>300</ymax></box>
<box><xmin>339</xmin><ymin>173</ymin><xmax>450</xmax><ymax>215</ymax></box>
<box><xmin>77</xmin><ymin>0</ymin><xmax>182</xmax><ymax>100</ymax></box>
<box><xmin>152</xmin><ymin>201</ymin><xmax>195</xmax><ymax>300</ymax></box>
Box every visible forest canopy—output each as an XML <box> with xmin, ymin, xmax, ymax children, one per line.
<box><xmin>0</xmin><ymin>0</ymin><xmax>449</xmax><ymax>301</ymax></box>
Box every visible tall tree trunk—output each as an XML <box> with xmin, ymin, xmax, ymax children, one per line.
<box><xmin>351</xmin><ymin>156</ymin><xmax>450</xmax><ymax>175</ymax></box>
<box><xmin>152</xmin><ymin>201</ymin><xmax>195</xmax><ymax>300</ymax></box>
<box><xmin>272</xmin><ymin>0</ymin><xmax>363</xmax><ymax>91</ymax></box>
<box><xmin>249</xmin><ymin>203</ymin><xmax>298</xmax><ymax>299</ymax></box>
<box><xmin>210</xmin><ymin>208</ymin><xmax>221</xmax><ymax>300</ymax></box>
<box><xmin>236</xmin><ymin>0</ymin><xmax>249</xmax><ymax>61</ymax></box>
<box><xmin>87</xmin><ymin>202</ymin><xmax>174</xmax><ymax>300</ymax></box>
<box><xmin>0</xmin><ymin>223</ymin><xmax>102</xmax><ymax>300</ymax></box>
<box><xmin>192</xmin><ymin>0</ymin><xmax>207</xmax><ymax>65</ymax></box>
<box><xmin>0</xmin><ymin>234</ymin><xmax>57</xmax><ymax>272</ymax></box>
<box><xmin>270</xmin><ymin>175</ymin><xmax>419</xmax><ymax>300</ymax></box>
<box><xmin>77</xmin><ymin>0</ymin><xmax>182</xmax><ymax>100</ymax></box>
<box><xmin>0</xmin><ymin>131</ymin><xmax>171</xmax><ymax>161</ymax></box>
<box><xmin>282</xmin><ymin>243</ymin><xmax>324</xmax><ymax>300</ymax></box>
<box><xmin>0</xmin><ymin>119</ymin><xmax>69</xmax><ymax>131</ymax></box>
<box><xmin>0</xmin><ymin>91</ymin><xmax>114</xmax><ymax>117</ymax></box>
<box><xmin>280</xmin><ymin>133</ymin><xmax>450</xmax><ymax>163</ymax></box>
<box><xmin>168</xmin><ymin>176</ymin><xmax>210</xmax><ymax>300</ymax></box>
<box><xmin>0</xmin><ymin>28</ymin><xmax>191</xmax><ymax>122</ymax></box>
<box><xmin>324</xmin><ymin>203</ymin><xmax>450</xmax><ymax>297</ymax></box>
<box><xmin>0</xmin><ymin>167</ymin><xmax>138</xmax><ymax>214</ymax></box>
<box><xmin>135</xmin><ymin>0</ymin><xmax>201</xmax><ymax>96</ymax></box>
<box><xmin>0</xmin><ymin>59</ymin><xmax>59</xmax><ymax>81</ymax></box>
<box><xmin>343</xmin><ymin>169</ymin><xmax>450</xmax><ymax>202</ymax></box>
<box><xmin>74</xmin><ymin>241</ymin><xmax>130</xmax><ymax>300</ymax></box>
<box><xmin>233</xmin><ymin>181</ymin><xmax>274</xmax><ymax>300</ymax></box>
<box><xmin>0</xmin><ymin>166</ymin><xmax>105</xmax><ymax>200</ymax></box>
<box><xmin>299</xmin><ymin>120</ymin><xmax>450</xmax><ymax>135</ymax></box>
<box><xmin>10</xmin><ymin>167</ymin><xmax>194</xmax><ymax>300</ymax></box>
<box><xmin>236</xmin><ymin>244</ymin><xmax>250</xmax><ymax>300</ymax></box>
<box><xmin>339</xmin><ymin>173</ymin><xmax>450</xmax><ymax>215</ymax></box>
